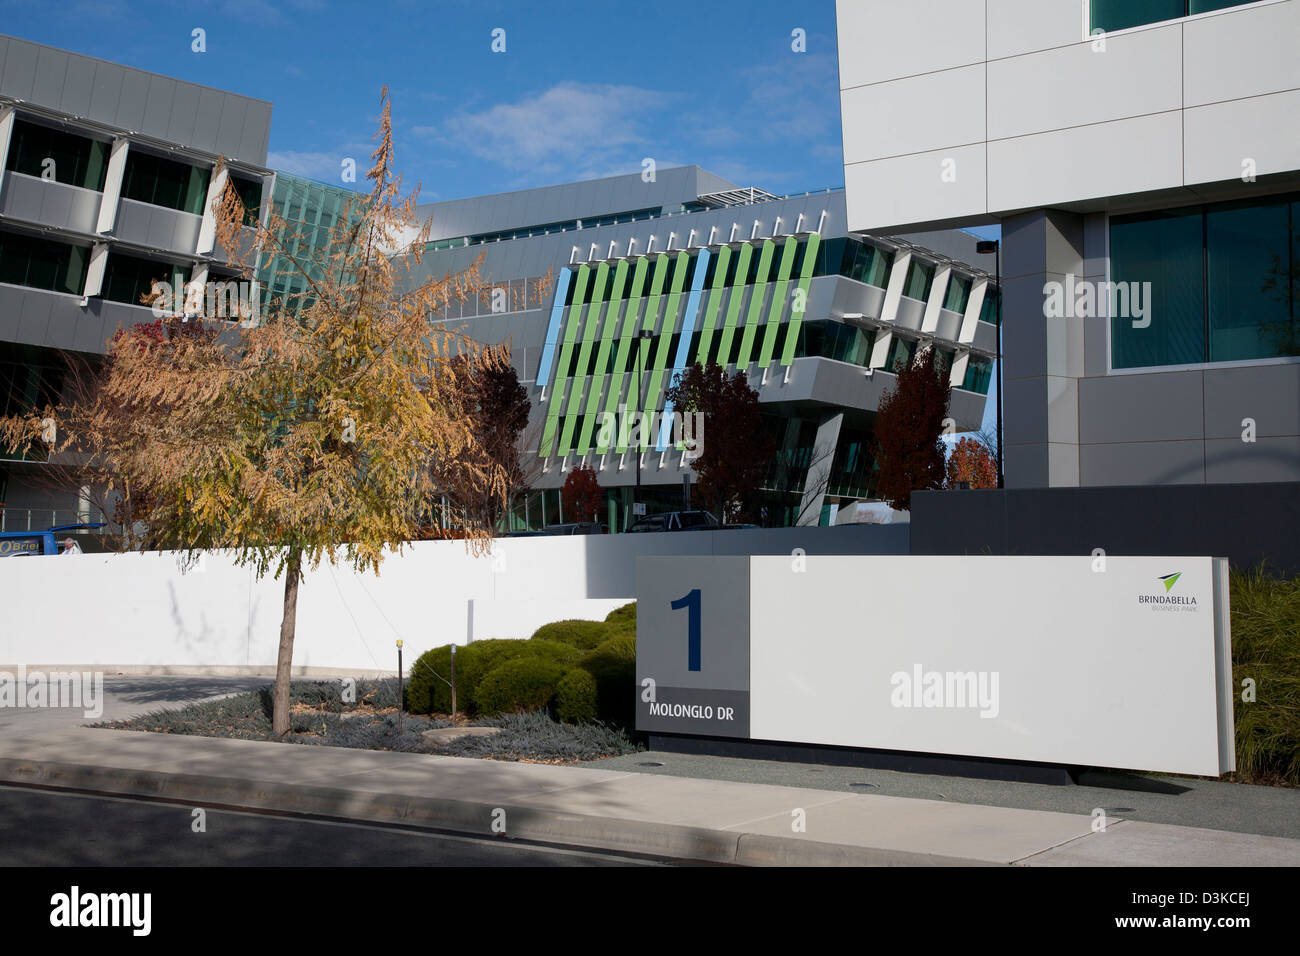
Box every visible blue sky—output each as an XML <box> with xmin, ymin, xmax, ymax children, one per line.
<box><xmin>2</xmin><ymin>0</ymin><xmax>847</xmax><ymax>201</ymax></box>
<box><xmin>2</xmin><ymin>0</ymin><xmax>999</xmax><ymax>441</ymax></box>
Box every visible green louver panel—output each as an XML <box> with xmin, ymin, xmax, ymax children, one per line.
<box><xmin>735</xmin><ymin>240</ymin><xmax>776</xmax><ymax>368</ymax></box>
<box><xmin>578</xmin><ymin>259</ymin><xmax>629</xmax><ymax>454</ymax></box>
<box><xmin>715</xmin><ymin>243</ymin><xmax>753</xmax><ymax>366</ymax></box>
<box><xmin>601</xmin><ymin>257</ymin><xmax>651</xmax><ymax>453</ymax></box>
<box><xmin>780</xmin><ymin>233</ymin><xmax>821</xmax><ymax>366</ymax></box>
<box><xmin>757</xmin><ymin>236</ymin><xmax>799</xmax><ymax>367</ymax></box>
<box><xmin>693</xmin><ymin>245</ymin><xmax>731</xmax><ymax>363</ymax></box>
<box><xmin>558</xmin><ymin>262</ymin><xmax>610</xmax><ymax>453</ymax></box>
<box><xmin>618</xmin><ymin>255</ymin><xmax>669</xmax><ymax>453</ymax></box>
<box><xmin>539</xmin><ymin>264</ymin><xmax>589</xmax><ymax>456</ymax></box>
<box><xmin>638</xmin><ymin>251</ymin><xmax>690</xmax><ymax>451</ymax></box>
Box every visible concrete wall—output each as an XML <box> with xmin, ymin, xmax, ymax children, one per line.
<box><xmin>908</xmin><ymin>482</ymin><xmax>1300</xmax><ymax>575</ymax></box>
<box><xmin>0</xmin><ymin>525</ymin><xmax>907</xmax><ymax>673</ymax></box>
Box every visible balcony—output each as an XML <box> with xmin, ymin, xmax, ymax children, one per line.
<box><xmin>115</xmin><ymin>197</ymin><xmax>201</xmax><ymax>254</ymax></box>
<box><xmin>0</xmin><ymin>171</ymin><xmax>101</xmax><ymax>234</ymax></box>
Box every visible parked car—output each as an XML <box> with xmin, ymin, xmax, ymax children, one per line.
<box><xmin>537</xmin><ymin>522</ymin><xmax>604</xmax><ymax>535</ymax></box>
<box><xmin>0</xmin><ymin>523</ymin><xmax>105</xmax><ymax>558</ymax></box>
<box><xmin>627</xmin><ymin>510</ymin><xmax>720</xmax><ymax>533</ymax></box>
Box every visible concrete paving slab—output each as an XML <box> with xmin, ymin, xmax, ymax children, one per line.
<box><xmin>726</xmin><ymin>791</ymin><xmax>1097</xmax><ymax>864</ymax></box>
<box><xmin>520</xmin><ymin>773</ymin><xmax>854</xmax><ymax>829</ymax></box>
<box><xmin>1025</xmin><ymin>821</ymin><xmax>1300</xmax><ymax>867</ymax></box>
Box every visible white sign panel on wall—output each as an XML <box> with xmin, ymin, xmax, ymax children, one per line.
<box><xmin>637</xmin><ymin>555</ymin><xmax>1234</xmax><ymax>777</ymax></box>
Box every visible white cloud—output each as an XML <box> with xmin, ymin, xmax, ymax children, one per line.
<box><xmin>432</xmin><ymin>82</ymin><xmax>671</xmax><ymax>176</ymax></box>
<box><xmin>266</xmin><ymin>150</ymin><xmax>355</xmax><ymax>184</ymax></box>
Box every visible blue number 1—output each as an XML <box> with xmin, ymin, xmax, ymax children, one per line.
<box><xmin>671</xmin><ymin>589</ymin><xmax>702</xmax><ymax>671</ymax></box>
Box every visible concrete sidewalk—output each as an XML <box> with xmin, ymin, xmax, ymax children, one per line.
<box><xmin>0</xmin><ymin>728</ymin><xmax>1295</xmax><ymax>865</ymax></box>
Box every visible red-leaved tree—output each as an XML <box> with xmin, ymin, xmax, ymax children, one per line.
<box><xmin>872</xmin><ymin>346</ymin><xmax>951</xmax><ymax>510</ymax></box>
<box><xmin>561</xmin><ymin>464</ymin><xmax>603</xmax><ymax>524</ymax></box>
<box><xmin>664</xmin><ymin>361</ymin><xmax>774</xmax><ymax>523</ymax></box>
<box><xmin>946</xmin><ymin>436</ymin><xmax>997</xmax><ymax>489</ymax></box>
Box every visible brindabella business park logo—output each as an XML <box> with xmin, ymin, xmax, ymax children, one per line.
<box><xmin>1139</xmin><ymin>572</ymin><xmax>1199</xmax><ymax>612</ymax></box>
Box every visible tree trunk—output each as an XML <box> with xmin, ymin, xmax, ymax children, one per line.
<box><xmin>272</xmin><ymin>550</ymin><xmax>302</xmax><ymax>736</ymax></box>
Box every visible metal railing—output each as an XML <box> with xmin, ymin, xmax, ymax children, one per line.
<box><xmin>0</xmin><ymin>507</ymin><xmax>109</xmax><ymax>533</ymax></box>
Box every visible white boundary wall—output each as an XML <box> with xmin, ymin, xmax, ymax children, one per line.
<box><xmin>0</xmin><ymin>525</ymin><xmax>907</xmax><ymax>673</ymax></box>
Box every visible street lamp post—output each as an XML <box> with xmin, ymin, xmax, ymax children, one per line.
<box><xmin>975</xmin><ymin>239</ymin><xmax>1003</xmax><ymax>490</ymax></box>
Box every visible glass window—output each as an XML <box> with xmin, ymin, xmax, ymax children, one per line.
<box><xmin>0</xmin><ymin>231</ymin><xmax>88</xmax><ymax>294</ymax></box>
<box><xmin>121</xmin><ymin>152</ymin><xmax>211</xmax><ymax>215</ymax></box>
<box><xmin>944</xmin><ymin>275</ymin><xmax>971</xmax><ymax>313</ymax></box>
<box><xmin>886</xmin><ymin>336</ymin><xmax>917</xmax><ymax>372</ymax></box>
<box><xmin>101</xmin><ymin>253</ymin><xmax>185</xmax><ymax>307</ymax></box>
<box><xmin>1110</xmin><ymin>192</ymin><xmax>1298</xmax><ymax>369</ymax></box>
<box><xmin>5</xmin><ymin>119</ymin><xmax>109</xmax><ymax>191</ymax></box>
<box><xmin>1092</xmin><ymin>0</ymin><xmax>1255</xmax><ymax>33</ymax></box>
<box><xmin>230</xmin><ymin>175</ymin><xmax>263</xmax><ymax>228</ymax></box>
<box><xmin>1207</xmin><ymin>198</ymin><xmax>1292</xmax><ymax>362</ymax></box>
<box><xmin>902</xmin><ymin>258</ymin><xmax>934</xmax><ymax>301</ymax></box>
<box><xmin>979</xmin><ymin>287</ymin><xmax>1000</xmax><ymax>326</ymax></box>
<box><xmin>841</xmin><ymin>239</ymin><xmax>892</xmax><ymax>288</ymax></box>
<box><xmin>1110</xmin><ymin>207</ymin><xmax>1205</xmax><ymax>369</ymax></box>
<box><xmin>961</xmin><ymin>357</ymin><xmax>993</xmax><ymax>395</ymax></box>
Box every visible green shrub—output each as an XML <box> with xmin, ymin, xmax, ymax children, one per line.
<box><xmin>474</xmin><ymin>657</ymin><xmax>569</xmax><ymax>716</ymax></box>
<box><xmin>405</xmin><ymin>645</ymin><xmax>453</xmax><ymax>715</ymax></box>
<box><xmin>406</xmin><ymin>639</ymin><xmax>581</xmax><ymax>715</ymax></box>
<box><xmin>604</xmin><ymin>602</ymin><xmax>637</xmax><ymax>630</ymax></box>
<box><xmin>580</xmin><ymin>633</ymin><xmax>637</xmax><ymax>726</ymax></box>
<box><xmin>531</xmin><ymin>619</ymin><xmax>616</xmax><ymax>651</ymax></box>
<box><xmin>555</xmin><ymin>668</ymin><xmax>599</xmax><ymax>725</ymax></box>
<box><xmin>1230</xmin><ymin>566</ymin><xmax>1300</xmax><ymax>786</ymax></box>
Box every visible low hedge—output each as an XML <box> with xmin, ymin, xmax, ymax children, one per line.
<box><xmin>474</xmin><ymin>657</ymin><xmax>569</xmax><ymax>716</ymax></box>
<box><xmin>406</xmin><ymin>639</ymin><xmax>581</xmax><ymax>715</ymax></box>
<box><xmin>555</xmin><ymin>668</ymin><xmax>599</xmax><ymax>725</ymax></box>
<box><xmin>531</xmin><ymin>619</ymin><xmax>617</xmax><ymax>650</ymax></box>
<box><xmin>580</xmin><ymin>633</ymin><xmax>637</xmax><ymax>726</ymax></box>
<box><xmin>604</xmin><ymin>602</ymin><xmax>637</xmax><ymax>630</ymax></box>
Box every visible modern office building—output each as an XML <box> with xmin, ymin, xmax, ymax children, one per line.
<box><xmin>0</xmin><ymin>34</ymin><xmax>1000</xmax><ymax>535</ymax></box>
<box><xmin>411</xmin><ymin>169</ymin><xmax>999</xmax><ymax>529</ymax></box>
<box><xmin>836</xmin><ymin>0</ymin><xmax>1300</xmax><ymax>488</ymax></box>
<box><xmin>0</xmin><ymin>34</ymin><xmax>276</xmax><ymax>528</ymax></box>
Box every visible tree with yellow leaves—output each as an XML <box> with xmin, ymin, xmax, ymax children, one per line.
<box><xmin>2</xmin><ymin>89</ymin><xmax>514</xmax><ymax>736</ymax></box>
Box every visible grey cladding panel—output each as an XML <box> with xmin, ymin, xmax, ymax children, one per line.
<box><xmin>241</xmin><ymin>99</ymin><xmax>272</xmax><ymax>163</ymax></box>
<box><xmin>1203</xmin><ymin>364</ymin><xmax>1300</xmax><ymax>439</ymax></box>
<box><xmin>61</xmin><ymin>55</ymin><xmax>96</xmax><ymax>116</ymax></box>
<box><xmin>1</xmin><ymin>38</ymin><xmax>38</xmax><ymax>99</ymax></box>
<box><xmin>191</xmin><ymin>89</ymin><xmax>225</xmax><ymax>153</ymax></box>
<box><xmin>32</xmin><ymin>47</ymin><xmax>68</xmax><ymax>107</ymax></box>
<box><xmin>88</xmin><ymin>62</ymin><xmax>126</xmax><ymax>120</ymax></box>
<box><xmin>142</xmin><ymin>75</ymin><xmax>177</xmax><ymax>138</ymax></box>
<box><xmin>215</xmin><ymin>98</ymin><xmax>246</xmax><ymax>160</ymax></box>
<box><xmin>166</xmin><ymin>82</ymin><xmax>201</xmax><ymax>147</ymax></box>
<box><xmin>1078</xmin><ymin>371</ymin><xmax>1206</xmax><ymax>444</ymax></box>
<box><xmin>116</xmin><ymin>68</ymin><xmax>150</xmax><ymax>131</ymax></box>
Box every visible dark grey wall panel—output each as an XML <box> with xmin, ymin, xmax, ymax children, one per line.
<box><xmin>1079</xmin><ymin>438</ymin><xmax>1206</xmax><ymax>485</ymax></box>
<box><xmin>0</xmin><ymin>35</ymin><xmax>271</xmax><ymax>165</ymax></box>
<box><xmin>910</xmin><ymin>483</ymin><xmax>1300</xmax><ymax>575</ymax></box>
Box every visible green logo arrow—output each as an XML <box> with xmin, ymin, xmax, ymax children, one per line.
<box><xmin>1159</xmin><ymin>572</ymin><xmax>1181</xmax><ymax>592</ymax></box>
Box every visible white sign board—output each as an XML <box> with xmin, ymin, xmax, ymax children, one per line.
<box><xmin>637</xmin><ymin>555</ymin><xmax>1234</xmax><ymax>777</ymax></box>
